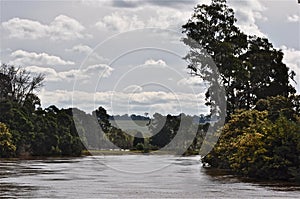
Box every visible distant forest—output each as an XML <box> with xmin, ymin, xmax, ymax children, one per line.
<box><xmin>0</xmin><ymin>63</ymin><xmax>209</xmax><ymax>158</ymax></box>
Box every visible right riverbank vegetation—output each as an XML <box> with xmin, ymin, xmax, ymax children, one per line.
<box><xmin>0</xmin><ymin>0</ymin><xmax>299</xmax><ymax>182</ymax></box>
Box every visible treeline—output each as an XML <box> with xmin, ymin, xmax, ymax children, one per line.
<box><xmin>0</xmin><ymin>64</ymin><xmax>208</xmax><ymax>157</ymax></box>
<box><xmin>183</xmin><ymin>0</ymin><xmax>300</xmax><ymax>181</ymax></box>
<box><xmin>0</xmin><ymin>64</ymin><xmax>84</xmax><ymax>157</ymax></box>
<box><xmin>0</xmin><ymin>102</ymin><xmax>84</xmax><ymax>157</ymax></box>
<box><xmin>74</xmin><ymin>107</ymin><xmax>209</xmax><ymax>154</ymax></box>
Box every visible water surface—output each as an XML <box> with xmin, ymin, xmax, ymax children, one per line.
<box><xmin>0</xmin><ymin>155</ymin><xmax>299</xmax><ymax>198</ymax></box>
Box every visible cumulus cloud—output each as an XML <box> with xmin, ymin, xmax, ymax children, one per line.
<box><xmin>147</xmin><ymin>9</ymin><xmax>191</xmax><ymax>29</ymax></box>
<box><xmin>65</xmin><ymin>44</ymin><xmax>109</xmax><ymax>64</ymax></box>
<box><xmin>2</xmin><ymin>15</ymin><xmax>89</xmax><ymax>40</ymax></box>
<box><xmin>9</xmin><ymin>50</ymin><xmax>75</xmax><ymax>66</ymax></box>
<box><xmin>82</xmin><ymin>0</ymin><xmax>198</xmax><ymax>9</ymax></box>
<box><xmin>228</xmin><ymin>0</ymin><xmax>267</xmax><ymax>38</ymax></box>
<box><xmin>95</xmin><ymin>8</ymin><xmax>191</xmax><ymax>32</ymax></box>
<box><xmin>96</xmin><ymin>13</ymin><xmax>145</xmax><ymax>32</ymax></box>
<box><xmin>66</xmin><ymin>44</ymin><xmax>93</xmax><ymax>54</ymax></box>
<box><xmin>287</xmin><ymin>14</ymin><xmax>299</xmax><ymax>22</ymax></box>
<box><xmin>142</xmin><ymin>59</ymin><xmax>167</xmax><ymax>67</ymax></box>
<box><xmin>39</xmin><ymin>89</ymin><xmax>207</xmax><ymax>115</ymax></box>
<box><xmin>25</xmin><ymin>66</ymin><xmax>60</xmax><ymax>82</ymax></box>
<box><xmin>177</xmin><ymin>76</ymin><xmax>204</xmax><ymax>87</ymax></box>
<box><xmin>25</xmin><ymin>64</ymin><xmax>113</xmax><ymax>82</ymax></box>
<box><xmin>111</xmin><ymin>0</ymin><xmax>198</xmax><ymax>8</ymax></box>
<box><xmin>123</xmin><ymin>85</ymin><xmax>143</xmax><ymax>93</ymax></box>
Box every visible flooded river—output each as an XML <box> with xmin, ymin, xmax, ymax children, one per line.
<box><xmin>0</xmin><ymin>155</ymin><xmax>299</xmax><ymax>198</ymax></box>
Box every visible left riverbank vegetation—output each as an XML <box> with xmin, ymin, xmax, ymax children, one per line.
<box><xmin>0</xmin><ymin>64</ymin><xmax>84</xmax><ymax>157</ymax></box>
<box><xmin>0</xmin><ymin>64</ymin><xmax>208</xmax><ymax>158</ymax></box>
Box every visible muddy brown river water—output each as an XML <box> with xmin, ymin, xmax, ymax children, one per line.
<box><xmin>0</xmin><ymin>155</ymin><xmax>299</xmax><ymax>198</ymax></box>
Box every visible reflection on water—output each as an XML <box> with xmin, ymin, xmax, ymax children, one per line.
<box><xmin>0</xmin><ymin>156</ymin><xmax>299</xmax><ymax>198</ymax></box>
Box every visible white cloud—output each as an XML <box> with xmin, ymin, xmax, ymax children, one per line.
<box><xmin>2</xmin><ymin>15</ymin><xmax>89</xmax><ymax>40</ymax></box>
<box><xmin>177</xmin><ymin>76</ymin><xmax>204</xmax><ymax>87</ymax></box>
<box><xmin>123</xmin><ymin>85</ymin><xmax>143</xmax><ymax>93</ymax></box>
<box><xmin>39</xmin><ymin>89</ymin><xmax>207</xmax><ymax>115</ymax></box>
<box><xmin>228</xmin><ymin>0</ymin><xmax>267</xmax><ymax>38</ymax></box>
<box><xmin>287</xmin><ymin>14</ymin><xmax>299</xmax><ymax>22</ymax></box>
<box><xmin>83</xmin><ymin>64</ymin><xmax>114</xmax><ymax>78</ymax></box>
<box><xmin>66</xmin><ymin>44</ymin><xmax>93</xmax><ymax>54</ymax></box>
<box><xmin>25</xmin><ymin>64</ymin><xmax>113</xmax><ymax>82</ymax></box>
<box><xmin>9</xmin><ymin>50</ymin><xmax>75</xmax><ymax>66</ymax></box>
<box><xmin>82</xmin><ymin>0</ymin><xmax>198</xmax><ymax>9</ymax></box>
<box><xmin>143</xmin><ymin>59</ymin><xmax>167</xmax><ymax>67</ymax></box>
<box><xmin>96</xmin><ymin>13</ymin><xmax>145</xmax><ymax>32</ymax></box>
<box><xmin>2</xmin><ymin>18</ymin><xmax>48</xmax><ymax>39</ymax></box>
<box><xmin>95</xmin><ymin>8</ymin><xmax>191</xmax><ymax>32</ymax></box>
<box><xmin>25</xmin><ymin>66</ymin><xmax>60</xmax><ymax>82</ymax></box>
<box><xmin>147</xmin><ymin>9</ymin><xmax>191</xmax><ymax>29</ymax></box>
<box><xmin>65</xmin><ymin>44</ymin><xmax>109</xmax><ymax>64</ymax></box>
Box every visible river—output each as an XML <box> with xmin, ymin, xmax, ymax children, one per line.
<box><xmin>0</xmin><ymin>155</ymin><xmax>299</xmax><ymax>198</ymax></box>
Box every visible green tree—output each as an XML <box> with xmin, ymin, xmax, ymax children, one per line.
<box><xmin>0</xmin><ymin>122</ymin><xmax>16</xmax><ymax>158</ymax></box>
<box><xmin>255</xmin><ymin>95</ymin><xmax>300</xmax><ymax>122</ymax></box>
<box><xmin>149</xmin><ymin>113</ymin><xmax>180</xmax><ymax>149</ymax></box>
<box><xmin>93</xmin><ymin>106</ymin><xmax>111</xmax><ymax>132</ymax></box>
<box><xmin>105</xmin><ymin>127</ymin><xmax>132</xmax><ymax>149</ymax></box>
<box><xmin>133</xmin><ymin>131</ymin><xmax>144</xmax><ymax>149</ymax></box>
<box><xmin>202</xmin><ymin>109</ymin><xmax>300</xmax><ymax>181</ymax></box>
<box><xmin>0</xmin><ymin>64</ymin><xmax>45</xmax><ymax>105</ymax></box>
<box><xmin>182</xmin><ymin>0</ymin><xmax>295</xmax><ymax>119</ymax></box>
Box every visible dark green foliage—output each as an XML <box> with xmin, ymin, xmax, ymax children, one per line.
<box><xmin>105</xmin><ymin>127</ymin><xmax>132</xmax><ymax>149</ymax></box>
<box><xmin>184</xmin><ymin>0</ymin><xmax>300</xmax><ymax>181</ymax></box>
<box><xmin>133</xmin><ymin>132</ymin><xmax>144</xmax><ymax>149</ymax></box>
<box><xmin>93</xmin><ymin>106</ymin><xmax>111</xmax><ymax>132</ymax></box>
<box><xmin>0</xmin><ymin>64</ymin><xmax>84</xmax><ymax>157</ymax></box>
<box><xmin>182</xmin><ymin>0</ymin><xmax>295</xmax><ymax>120</ymax></box>
<box><xmin>149</xmin><ymin>113</ymin><xmax>180</xmax><ymax>148</ymax></box>
<box><xmin>255</xmin><ymin>95</ymin><xmax>300</xmax><ymax>122</ymax></box>
<box><xmin>135</xmin><ymin>143</ymin><xmax>144</xmax><ymax>151</ymax></box>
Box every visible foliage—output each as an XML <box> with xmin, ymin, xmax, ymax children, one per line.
<box><xmin>255</xmin><ymin>95</ymin><xmax>300</xmax><ymax>122</ymax></box>
<box><xmin>149</xmin><ymin>113</ymin><xmax>180</xmax><ymax>148</ymax></box>
<box><xmin>0</xmin><ymin>122</ymin><xmax>16</xmax><ymax>158</ymax></box>
<box><xmin>105</xmin><ymin>126</ymin><xmax>133</xmax><ymax>149</ymax></box>
<box><xmin>135</xmin><ymin>143</ymin><xmax>144</xmax><ymax>151</ymax></box>
<box><xmin>0</xmin><ymin>64</ymin><xmax>44</xmax><ymax>105</ymax></box>
<box><xmin>149</xmin><ymin>113</ymin><xmax>205</xmax><ymax>154</ymax></box>
<box><xmin>202</xmin><ymin>108</ymin><xmax>300</xmax><ymax>181</ymax></box>
<box><xmin>133</xmin><ymin>132</ymin><xmax>144</xmax><ymax>148</ymax></box>
<box><xmin>182</xmin><ymin>0</ymin><xmax>295</xmax><ymax>119</ymax></box>
<box><xmin>0</xmin><ymin>64</ymin><xmax>85</xmax><ymax>157</ymax></box>
<box><xmin>93</xmin><ymin>106</ymin><xmax>111</xmax><ymax>132</ymax></box>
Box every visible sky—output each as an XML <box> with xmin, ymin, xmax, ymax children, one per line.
<box><xmin>0</xmin><ymin>0</ymin><xmax>299</xmax><ymax>116</ymax></box>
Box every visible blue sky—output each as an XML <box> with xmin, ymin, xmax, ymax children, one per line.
<box><xmin>1</xmin><ymin>0</ymin><xmax>299</xmax><ymax>115</ymax></box>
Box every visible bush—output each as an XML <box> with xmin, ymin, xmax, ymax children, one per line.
<box><xmin>136</xmin><ymin>143</ymin><xmax>144</xmax><ymax>151</ymax></box>
<box><xmin>0</xmin><ymin>122</ymin><xmax>16</xmax><ymax>158</ymax></box>
<box><xmin>202</xmin><ymin>109</ymin><xmax>300</xmax><ymax>181</ymax></box>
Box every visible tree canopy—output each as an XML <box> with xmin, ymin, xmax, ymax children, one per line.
<box><xmin>182</xmin><ymin>0</ymin><xmax>296</xmax><ymax>119</ymax></box>
<box><xmin>183</xmin><ymin>0</ymin><xmax>300</xmax><ymax>181</ymax></box>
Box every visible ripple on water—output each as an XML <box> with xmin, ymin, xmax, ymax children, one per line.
<box><xmin>0</xmin><ymin>156</ymin><xmax>299</xmax><ymax>198</ymax></box>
